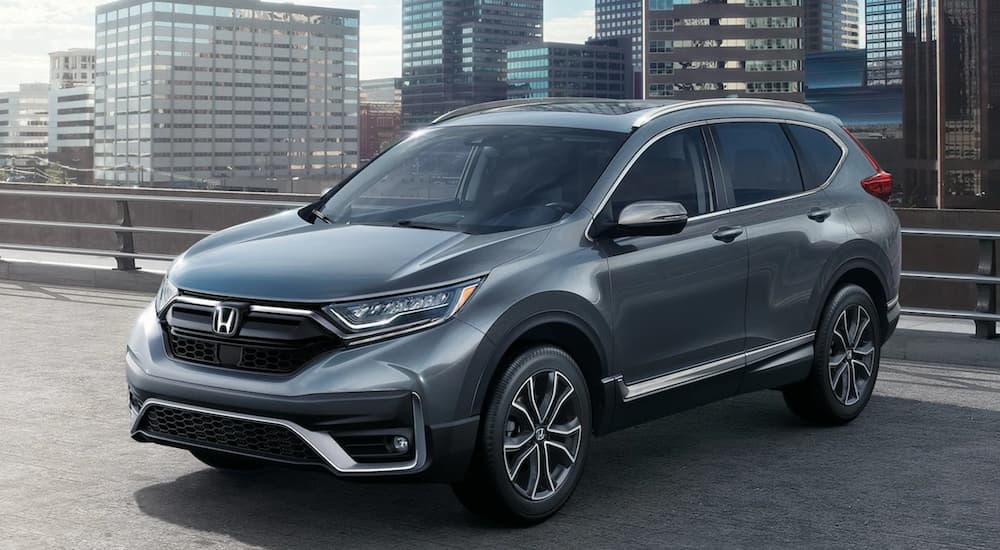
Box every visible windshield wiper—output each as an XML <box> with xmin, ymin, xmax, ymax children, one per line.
<box><xmin>394</xmin><ymin>220</ymin><xmax>452</xmax><ymax>231</ymax></box>
<box><xmin>312</xmin><ymin>209</ymin><xmax>333</xmax><ymax>224</ymax></box>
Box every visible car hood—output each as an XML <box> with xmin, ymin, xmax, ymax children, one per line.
<box><xmin>169</xmin><ymin>210</ymin><xmax>549</xmax><ymax>302</ymax></box>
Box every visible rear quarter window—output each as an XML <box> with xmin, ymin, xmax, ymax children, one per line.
<box><xmin>785</xmin><ymin>125</ymin><xmax>844</xmax><ymax>190</ymax></box>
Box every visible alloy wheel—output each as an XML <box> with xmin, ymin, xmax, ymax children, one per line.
<box><xmin>828</xmin><ymin>304</ymin><xmax>876</xmax><ymax>406</ymax></box>
<box><xmin>503</xmin><ymin>370</ymin><xmax>583</xmax><ymax>501</ymax></box>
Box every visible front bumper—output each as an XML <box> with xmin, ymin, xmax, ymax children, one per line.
<box><xmin>126</xmin><ymin>304</ymin><xmax>488</xmax><ymax>481</ymax></box>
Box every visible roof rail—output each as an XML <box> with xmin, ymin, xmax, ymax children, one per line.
<box><xmin>430</xmin><ymin>97</ymin><xmax>618</xmax><ymax>125</ymax></box>
<box><xmin>632</xmin><ymin>98</ymin><xmax>815</xmax><ymax>129</ymax></box>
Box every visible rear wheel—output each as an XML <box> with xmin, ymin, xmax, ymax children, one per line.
<box><xmin>783</xmin><ymin>284</ymin><xmax>881</xmax><ymax>424</ymax></box>
<box><xmin>453</xmin><ymin>345</ymin><xmax>591</xmax><ymax>524</ymax></box>
<box><xmin>190</xmin><ymin>449</ymin><xmax>266</xmax><ymax>471</ymax></box>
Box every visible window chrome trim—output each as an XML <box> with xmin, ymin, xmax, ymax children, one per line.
<box><xmin>130</xmin><ymin>395</ymin><xmax>427</xmax><ymax>475</ymax></box>
<box><xmin>585</xmin><ymin>117</ymin><xmax>849</xmax><ymax>242</ymax></box>
<box><xmin>605</xmin><ymin>332</ymin><xmax>815</xmax><ymax>402</ymax></box>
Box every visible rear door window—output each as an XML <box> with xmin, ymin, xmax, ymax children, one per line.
<box><xmin>784</xmin><ymin>124</ymin><xmax>844</xmax><ymax>190</ymax></box>
<box><xmin>711</xmin><ymin>122</ymin><xmax>804</xmax><ymax>207</ymax></box>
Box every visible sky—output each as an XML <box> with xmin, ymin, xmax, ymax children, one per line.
<box><xmin>0</xmin><ymin>0</ymin><xmax>595</xmax><ymax>92</ymax></box>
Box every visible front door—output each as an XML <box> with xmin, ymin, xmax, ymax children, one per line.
<box><xmin>601</xmin><ymin>126</ymin><xmax>748</xmax><ymax>392</ymax></box>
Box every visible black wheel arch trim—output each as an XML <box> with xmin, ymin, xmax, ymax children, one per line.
<box><xmin>457</xmin><ymin>292</ymin><xmax>612</xmax><ymax>423</ymax></box>
<box><xmin>810</xmin><ymin>240</ymin><xmax>894</xmax><ymax>339</ymax></box>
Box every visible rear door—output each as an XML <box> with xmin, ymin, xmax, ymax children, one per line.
<box><xmin>709</xmin><ymin>121</ymin><xmax>846</xmax><ymax>355</ymax></box>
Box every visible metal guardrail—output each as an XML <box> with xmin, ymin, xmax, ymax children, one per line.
<box><xmin>901</xmin><ymin>228</ymin><xmax>999</xmax><ymax>339</ymax></box>
<box><xmin>0</xmin><ymin>188</ymin><xmax>306</xmax><ymax>269</ymax></box>
<box><xmin>1</xmin><ymin>187</ymin><xmax>998</xmax><ymax>338</ymax></box>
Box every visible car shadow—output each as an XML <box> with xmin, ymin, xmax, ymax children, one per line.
<box><xmin>133</xmin><ymin>391</ymin><xmax>1000</xmax><ymax>548</ymax></box>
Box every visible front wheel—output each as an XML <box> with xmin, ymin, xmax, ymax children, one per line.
<box><xmin>783</xmin><ymin>284</ymin><xmax>882</xmax><ymax>424</ymax></box>
<box><xmin>453</xmin><ymin>345</ymin><xmax>591</xmax><ymax>524</ymax></box>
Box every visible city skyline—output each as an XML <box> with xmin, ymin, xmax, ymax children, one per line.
<box><xmin>0</xmin><ymin>0</ymin><xmax>595</xmax><ymax>92</ymax></box>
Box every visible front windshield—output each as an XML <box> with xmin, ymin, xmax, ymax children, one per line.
<box><xmin>320</xmin><ymin>125</ymin><xmax>627</xmax><ymax>234</ymax></box>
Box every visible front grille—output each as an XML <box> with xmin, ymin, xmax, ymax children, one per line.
<box><xmin>139</xmin><ymin>404</ymin><xmax>322</xmax><ymax>464</ymax></box>
<box><xmin>163</xmin><ymin>299</ymin><xmax>338</xmax><ymax>375</ymax></box>
<box><xmin>167</xmin><ymin>333</ymin><xmax>325</xmax><ymax>374</ymax></box>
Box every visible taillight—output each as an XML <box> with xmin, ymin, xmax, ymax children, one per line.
<box><xmin>844</xmin><ymin>128</ymin><xmax>893</xmax><ymax>202</ymax></box>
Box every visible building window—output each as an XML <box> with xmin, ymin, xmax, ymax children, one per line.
<box><xmin>649</xmin><ymin>19</ymin><xmax>673</xmax><ymax>32</ymax></box>
<box><xmin>648</xmin><ymin>62</ymin><xmax>673</xmax><ymax>75</ymax></box>
<box><xmin>648</xmin><ymin>40</ymin><xmax>672</xmax><ymax>53</ymax></box>
<box><xmin>648</xmin><ymin>83</ymin><xmax>673</xmax><ymax>97</ymax></box>
<box><xmin>649</xmin><ymin>0</ymin><xmax>673</xmax><ymax>10</ymax></box>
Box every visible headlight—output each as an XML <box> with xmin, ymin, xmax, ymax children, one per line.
<box><xmin>154</xmin><ymin>277</ymin><xmax>178</xmax><ymax>314</ymax></box>
<box><xmin>325</xmin><ymin>279</ymin><xmax>481</xmax><ymax>338</ymax></box>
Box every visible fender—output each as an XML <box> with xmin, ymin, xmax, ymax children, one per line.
<box><xmin>810</xmin><ymin>239</ymin><xmax>893</xmax><ymax>331</ymax></box>
<box><xmin>455</xmin><ymin>291</ymin><xmax>612</xmax><ymax>420</ymax></box>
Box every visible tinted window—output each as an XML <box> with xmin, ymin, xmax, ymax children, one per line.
<box><xmin>786</xmin><ymin>125</ymin><xmax>843</xmax><ymax>189</ymax></box>
<box><xmin>712</xmin><ymin>122</ymin><xmax>803</xmax><ymax>207</ymax></box>
<box><xmin>321</xmin><ymin>126</ymin><xmax>627</xmax><ymax>234</ymax></box>
<box><xmin>610</xmin><ymin>127</ymin><xmax>714</xmax><ymax>218</ymax></box>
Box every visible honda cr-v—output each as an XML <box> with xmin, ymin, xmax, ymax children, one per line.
<box><xmin>127</xmin><ymin>98</ymin><xmax>901</xmax><ymax>522</ymax></box>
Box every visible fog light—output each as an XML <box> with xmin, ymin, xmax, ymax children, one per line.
<box><xmin>391</xmin><ymin>435</ymin><xmax>410</xmax><ymax>453</ymax></box>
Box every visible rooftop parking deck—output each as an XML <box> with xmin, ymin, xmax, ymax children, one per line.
<box><xmin>1</xmin><ymin>281</ymin><xmax>997</xmax><ymax>549</ymax></box>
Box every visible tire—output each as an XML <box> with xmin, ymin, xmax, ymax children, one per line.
<box><xmin>190</xmin><ymin>449</ymin><xmax>266</xmax><ymax>471</ymax></box>
<box><xmin>453</xmin><ymin>345</ymin><xmax>592</xmax><ymax>524</ymax></box>
<box><xmin>783</xmin><ymin>284</ymin><xmax>882</xmax><ymax>425</ymax></box>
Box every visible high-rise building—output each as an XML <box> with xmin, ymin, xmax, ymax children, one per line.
<box><xmin>865</xmin><ymin>0</ymin><xmax>904</xmax><ymax>86</ymax></box>
<box><xmin>595</xmin><ymin>0</ymin><xmax>642</xmax><ymax>97</ymax></box>
<box><xmin>359</xmin><ymin>103</ymin><xmax>401</xmax><ymax>163</ymax></box>
<box><xmin>0</xmin><ymin>83</ymin><xmax>49</xmax><ymax>180</ymax></box>
<box><xmin>803</xmin><ymin>0</ymin><xmax>860</xmax><ymax>53</ymax></box>
<box><xmin>401</xmin><ymin>0</ymin><xmax>543</xmax><ymax>128</ymax></box>
<box><xmin>49</xmin><ymin>49</ymin><xmax>97</xmax><ymax>90</ymax></box>
<box><xmin>643</xmin><ymin>0</ymin><xmax>805</xmax><ymax>101</ymax></box>
<box><xmin>47</xmin><ymin>86</ymin><xmax>96</xmax><ymax>185</ymax></box>
<box><xmin>507</xmin><ymin>40</ymin><xmax>629</xmax><ymax>100</ymax></box>
<box><xmin>94</xmin><ymin>0</ymin><xmax>360</xmax><ymax>192</ymax></box>
<box><xmin>902</xmin><ymin>0</ymin><xmax>999</xmax><ymax>209</ymax></box>
<box><xmin>361</xmin><ymin>78</ymin><xmax>402</xmax><ymax>104</ymax></box>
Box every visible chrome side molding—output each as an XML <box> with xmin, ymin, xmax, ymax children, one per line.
<box><xmin>605</xmin><ymin>332</ymin><xmax>816</xmax><ymax>402</ymax></box>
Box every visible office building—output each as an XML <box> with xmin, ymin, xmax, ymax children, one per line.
<box><xmin>0</xmin><ymin>83</ymin><xmax>49</xmax><ymax>181</ymax></box>
<box><xmin>865</xmin><ymin>0</ymin><xmax>903</xmax><ymax>86</ymax></box>
<box><xmin>49</xmin><ymin>49</ymin><xmax>97</xmax><ymax>90</ymax></box>
<box><xmin>361</xmin><ymin>77</ymin><xmax>402</xmax><ymax>104</ymax></box>
<box><xmin>507</xmin><ymin>40</ymin><xmax>629</xmax><ymax>100</ymax></box>
<box><xmin>47</xmin><ymin>86</ymin><xmax>96</xmax><ymax>185</ymax></box>
<box><xmin>94</xmin><ymin>0</ymin><xmax>360</xmax><ymax>192</ymax></box>
<box><xmin>643</xmin><ymin>0</ymin><xmax>805</xmax><ymax>101</ymax></box>
<box><xmin>359</xmin><ymin>103</ymin><xmax>401</xmax><ymax>163</ymax></box>
<box><xmin>903</xmin><ymin>0</ymin><xmax>999</xmax><ymax>209</ymax></box>
<box><xmin>803</xmin><ymin>0</ymin><xmax>861</xmax><ymax>53</ymax></box>
<box><xmin>401</xmin><ymin>0</ymin><xmax>543</xmax><ymax>127</ymax></box>
<box><xmin>595</xmin><ymin>0</ymin><xmax>642</xmax><ymax>98</ymax></box>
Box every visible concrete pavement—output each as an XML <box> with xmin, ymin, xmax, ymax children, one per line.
<box><xmin>1</xmin><ymin>280</ymin><xmax>998</xmax><ymax>549</ymax></box>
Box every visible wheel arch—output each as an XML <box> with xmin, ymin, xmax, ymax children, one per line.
<box><xmin>458</xmin><ymin>292</ymin><xmax>612</xmax><ymax>432</ymax></box>
<box><xmin>811</xmin><ymin>242</ymin><xmax>892</xmax><ymax>341</ymax></box>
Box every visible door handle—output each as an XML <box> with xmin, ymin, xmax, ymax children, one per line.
<box><xmin>712</xmin><ymin>226</ymin><xmax>744</xmax><ymax>243</ymax></box>
<box><xmin>807</xmin><ymin>207</ymin><xmax>832</xmax><ymax>222</ymax></box>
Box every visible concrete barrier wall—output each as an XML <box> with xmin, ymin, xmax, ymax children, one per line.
<box><xmin>2</xmin><ymin>184</ymin><xmax>998</xmax><ymax>312</ymax></box>
<box><xmin>0</xmin><ymin>182</ymin><xmax>308</xmax><ymax>256</ymax></box>
<box><xmin>895</xmin><ymin>208</ymin><xmax>1000</xmax><ymax>312</ymax></box>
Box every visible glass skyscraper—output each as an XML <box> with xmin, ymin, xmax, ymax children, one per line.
<box><xmin>865</xmin><ymin>0</ymin><xmax>903</xmax><ymax>86</ymax></box>
<box><xmin>803</xmin><ymin>0</ymin><xmax>861</xmax><ymax>53</ymax></box>
<box><xmin>643</xmin><ymin>0</ymin><xmax>806</xmax><ymax>101</ymax></box>
<box><xmin>903</xmin><ymin>0</ymin><xmax>1000</xmax><ymax>209</ymax></box>
<box><xmin>94</xmin><ymin>0</ymin><xmax>360</xmax><ymax>192</ymax></box>
<box><xmin>401</xmin><ymin>0</ymin><xmax>543</xmax><ymax>128</ymax></box>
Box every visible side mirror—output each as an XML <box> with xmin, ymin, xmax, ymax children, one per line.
<box><xmin>614</xmin><ymin>201</ymin><xmax>688</xmax><ymax>237</ymax></box>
